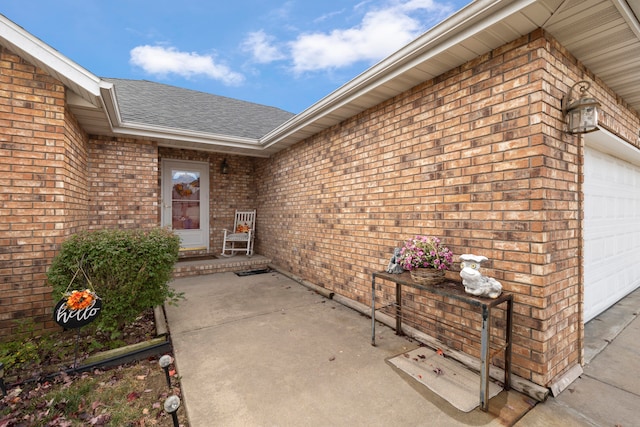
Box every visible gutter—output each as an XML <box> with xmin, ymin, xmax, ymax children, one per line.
<box><xmin>614</xmin><ymin>0</ymin><xmax>640</xmax><ymax>39</ymax></box>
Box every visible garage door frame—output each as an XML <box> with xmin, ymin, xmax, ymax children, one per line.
<box><xmin>583</xmin><ymin>129</ymin><xmax>640</xmax><ymax>322</ymax></box>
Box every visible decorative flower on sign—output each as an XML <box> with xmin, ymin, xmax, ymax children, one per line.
<box><xmin>65</xmin><ymin>289</ymin><xmax>97</xmax><ymax>311</ymax></box>
<box><xmin>397</xmin><ymin>235</ymin><xmax>453</xmax><ymax>271</ymax></box>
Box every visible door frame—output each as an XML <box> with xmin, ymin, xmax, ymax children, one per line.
<box><xmin>161</xmin><ymin>159</ymin><xmax>210</xmax><ymax>251</ymax></box>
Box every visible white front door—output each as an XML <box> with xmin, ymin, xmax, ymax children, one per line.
<box><xmin>162</xmin><ymin>159</ymin><xmax>209</xmax><ymax>250</ymax></box>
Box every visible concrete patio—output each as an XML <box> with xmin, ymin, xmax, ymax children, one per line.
<box><xmin>164</xmin><ymin>269</ymin><xmax>640</xmax><ymax>426</ymax></box>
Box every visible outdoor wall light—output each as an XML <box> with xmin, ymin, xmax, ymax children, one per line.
<box><xmin>0</xmin><ymin>362</ymin><xmax>6</xmax><ymax>397</ymax></box>
<box><xmin>562</xmin><ymin>80</ymin><xmax>600</xmax><ymax>134</ymax></box>
<box><xmin>221</xmin><ymin>158</ymin><xmax>229</xmax><ymax>174</ymax></box>
<box><xmin>159</xmin><ymin>354</ymin><xmax>173</xmax><ymax>389</ymax></box>
<box><xmin>164</xmin><ymin>395</ymin><xmax>181</xmax><ymax>427</ymax></box>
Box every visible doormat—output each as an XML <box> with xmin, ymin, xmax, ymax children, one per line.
<box><xmin>177</xmin><ymin>255</ymin><xmax>218</xmax><ymax>262</ymax></box>
<box><xmin>235</xmin><ymin>268</ymin><xmax>272</xmax><ymax>277</ymax></box>
<box><xmin>388</xmin><ymin>348</ymin><xmax>502</xmax><ymax>412</ymax></box>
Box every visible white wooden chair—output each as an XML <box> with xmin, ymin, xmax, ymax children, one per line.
<box><xmin>221</xmin><ymin>210</ymin><xmax>256</xmax><ymax>257</ymax></box>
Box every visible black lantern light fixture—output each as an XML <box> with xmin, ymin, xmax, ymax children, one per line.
<box><xmin>562</xmin><ymin>80</ymin><xmax>600</xmax><ymax>134</ymax></box>
<box><xmin>221</xmin><ymin>158</ymin><xmax>229</xmax><ymax>174</ymax></box>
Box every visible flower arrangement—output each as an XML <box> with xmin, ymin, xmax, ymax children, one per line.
<box><xmin>397</xmin><ymin>235</ymin><xmax>453</xmax><ymax>271</ymax></box>
<box><xmin>65</xmin><ymin>289</ymin><xmax>97</xmax><ymax>311</ymax></box>
<box><xmin>235</xmin><ymin>222</ymin><xmax>250</xmax><ymax>233</ymax></box>
<box><xmin>173</xmin><ymin>183</ymin><xmax>193</xmax><ymax>198</ymax></box>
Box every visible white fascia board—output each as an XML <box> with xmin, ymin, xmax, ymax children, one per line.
<box><xmin>1</xmin><ymin>15</ymin><xmax>121</xmax><ymax>132</ymax></box>
<box><xmin>111</xmin><ymin>122</ymin><xmax>261</xmax><ymax>147</ymax></box>
<box><xmin>584</xmin><ymin>128</ymin><xmax>640</xmax><ymax>166</ymax></box>
<box><xmin>260</xmin><ymin>0</ymin><xmax>538</xmax><ymax>149</ymax></box>
<box><xmin>0</xmin><ymin>14</ymin><xmax>102</xmax><ymax>101</ymax></box>
<box><xmin>99</xmin><ymin>82</ymin><xmax>121</xmax><ymax>130</ymax></box>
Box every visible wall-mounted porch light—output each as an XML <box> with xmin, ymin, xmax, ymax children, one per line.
<box><xmin>562</xmin><ymin>80</ymin><xmax>600</xmax><ymax>134</ymax></box>
<box><xmin>221</xmin><ymin>158</ymin><xmax>229</xmax><ymax>174</ymax></box>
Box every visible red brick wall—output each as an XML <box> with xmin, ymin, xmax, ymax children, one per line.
<box><xmin>62</xmin><ymin>110</ymin><xmax>90</xmax><ymax>236</ymax></box>
<box><xmin>542</xmin><ymin>33</ymin><xmax>640</xmax><ymax>383</ymax></box>
<box><xmin>87</xmin><ymin>135</ymin><xmax>158</xmax><ymax>229</ymax></box>
<box><xmin>254</xmin><ymin>30</ymin><xmax>640</xmax><ymax>386</ymax></box>
<box><xmin>0</xmin><ymin>48</ymin><xmax>164</xmax><ymax>338</ymax></box>
<box><xmin>2</xmin><ymin>26</ymin><xmax>639</xmax><ymax>388</ymax></box>
<box><xmin>0</xmin><ymin>46</ymin><xmax>79</xmax><ymax>337</ymax></box>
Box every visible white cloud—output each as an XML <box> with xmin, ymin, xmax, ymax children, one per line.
<box><xmin>288</xmin><ymin>0</ymin><xmax>455</xmax><ymax>73</ymax></box>
<box><xmin>130</xmin><ymin>1</ymin><xmax>458</xmax><ymax>83</ymax></box>
<box><xmin>129</xmin><ymin>45</ymin><xmax>244</xmax><ymax>86</ymax></box>
<box><xmin>241</xmin><ymin>31</ymin><xmax>286</xmax><ymax>64</ymax></box>
<box><xmin>398</xmin><ymin>0</ymin><xmax>450</xmax><ymax>12</ymax></box>
<box><xmin>290</xmin><ymin>9</ymin><xmax>417</xmax><ymax>73</ymax></box>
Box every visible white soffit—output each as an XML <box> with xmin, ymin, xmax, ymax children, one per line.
<box><xmin>543</xmin><ymin>0</ymin><xmax>640</xmax><ymax>107</ymax></box>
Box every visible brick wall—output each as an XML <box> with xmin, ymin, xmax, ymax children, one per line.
<box><xmin>254</xmin><ymin>30</ymin><xmax>640</xmax><ymax>387</ymax></box>
<box><xmin>0</xmin><ymin>65</ymin><xmax>262</xmax><ymax>336</ymax></box>
<box><xmin>62</xmin><ymin>109</ymin><xmax>90</xmax><ymax>236</ymax></box>
<box><xmin>2</xmin><ymin>26</ymin><xmax>639</xmax><ymax>387</ymax></box>
<box><xmin>542</xmin><ymin>33</ymin><xmax>640</xmax><ymax>382</ymax></box>
<box><xmin>0</xmin><ymin>48</ymin><xmax>164</xmax><ymax>337</ymax></box>
<box><xmin>0</xmin><ymin>46</ymin><xmax>78</xmax><ymax>337</ymax></box>
<box><xmin>88</xmin><ymin>135</ymin><xmax>158</xmax><ymax>229</ymax></box>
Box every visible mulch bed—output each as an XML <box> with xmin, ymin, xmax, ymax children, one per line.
<box><xmin>1</xmin><ymin>309</ymin><xmax>189</xmax><ymax>426</ymax></box>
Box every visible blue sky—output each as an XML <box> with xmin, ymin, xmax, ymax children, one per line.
<box><xmin>2</xmin><ymin>0</ymin><xmax>472</xmax><ymax>113</ymax></box>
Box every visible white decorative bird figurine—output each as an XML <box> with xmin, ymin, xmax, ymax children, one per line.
<box><xmin>459</xmin><ymin>254</ymin><xmax>502</xmax><ymax>298</ymax></box>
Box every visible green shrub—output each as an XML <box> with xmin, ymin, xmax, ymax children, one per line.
<box><xmin>0</xmin><ymin>319</ymin><xmax>41</xmax><ymax>375</ymax></box>
<box><xmin>47</xmin><ymin>227</ymin><xmax>183</xmax><ymax>338</ymax></box>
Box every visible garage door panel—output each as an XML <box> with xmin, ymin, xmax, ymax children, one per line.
<box><xmin>584</xmin><ymin>143</ymin><xmax>640</xmax><ymax>322</ymax></box>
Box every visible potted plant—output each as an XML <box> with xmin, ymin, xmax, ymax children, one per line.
<box><xmin>397</xmin><ymin>235</ymin><xmax>453</xmax><ymax>285</ymax></box>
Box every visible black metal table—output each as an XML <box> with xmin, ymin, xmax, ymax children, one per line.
<box><xmin>371</xmin><ymin>271</ymin><xmax>513</xmax><ymax>411</ymax></box>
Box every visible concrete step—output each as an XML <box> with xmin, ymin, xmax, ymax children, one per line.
<box><xmin>173</xmin><ymin>254</ymin><xmax>271</xmax><ymax>278</ymax></box>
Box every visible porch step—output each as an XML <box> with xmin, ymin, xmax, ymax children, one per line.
<box><xmin>173</xmin><ymin>254</ymin><xmax>271</xmax><ymax>278</ymax></box>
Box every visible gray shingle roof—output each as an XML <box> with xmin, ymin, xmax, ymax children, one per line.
<box><xmin>104</xmin><ymin>78</ymin><xmax>294</xmax><ymax>139</ymax></box>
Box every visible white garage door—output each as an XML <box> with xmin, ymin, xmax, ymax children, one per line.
<box><xmin>583</xmin><ymin>130</ymin><xmax>640</xmax><ymax>322</ymax></box>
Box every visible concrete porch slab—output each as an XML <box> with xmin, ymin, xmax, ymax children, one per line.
<box><xmin>165</xmin><ymin>271</ymin><xmax>532</xmax><ymax>426</ymax></box>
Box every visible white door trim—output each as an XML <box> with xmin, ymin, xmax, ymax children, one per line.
<box><xmin>161</xmin><ymin>159</ymin><xmax>210</xmax><ymax>251</ymax></box>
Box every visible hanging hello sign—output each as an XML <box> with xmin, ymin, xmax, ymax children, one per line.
<box><xmin>54</xmin><ymin>291</ymin><xmax>102</xmax><ymax>329</ymax></box>
<box><xmin>54</xmin><ymin>265</ymin><xmax>102</xmax><ymax>329</ymax></box>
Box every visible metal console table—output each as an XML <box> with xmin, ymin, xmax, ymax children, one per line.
<box><xmin>371</xmin><ymin>271</ymin><xmax>513</xmax><ymax>411</ymax></box>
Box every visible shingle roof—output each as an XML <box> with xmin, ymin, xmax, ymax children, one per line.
<box><xmin>104</xmin><ymin>78</ymin><xmax>295</xmax><ymax>139</ymax></box>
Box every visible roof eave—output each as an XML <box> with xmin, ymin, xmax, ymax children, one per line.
<box><xmin>4</xmin><ymin>0</ymin><xmax>639</xmax><ymax>157</ymax></box>
<box><xmin>0</xmin><ymin>14</ymin><xmax>103</xmax><ymax>104</ymax></box>
<box><xmin>260</xmin><ymin>0</ymin><xmax>543</xmax><ymax>151</ymax></box>
<box><xmin>111</xmin><ymin>122</ymin><xmax>269</xmax><ymax>157</ymax></box>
